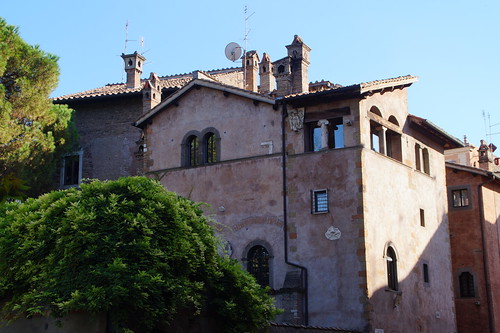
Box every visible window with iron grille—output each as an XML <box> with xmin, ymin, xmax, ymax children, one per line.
<box><xmin>247</xmin><ymin>245</ymin><xmax>270</xmax><ymax>287</ymax></box>
<box><xmin>459</xmin><ymin>272</ymin><xmax>475</xmax><ymax>298</ymax></box>
<box><xmin>312</xmin><ymin>189</ymin><xmax>328</xmax><ymax>213</ymax></box>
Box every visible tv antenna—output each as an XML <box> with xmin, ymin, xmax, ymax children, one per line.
<box><xmin>124</xmin><ymin>20</ymin><xmax>137</xmax><ymax>54</ymax></box>
<box><xmin>224</xmin><ymin>6</ymin><xmax>254</xmax><ymax>89</ymax></box>
<box><xmin>483</xmin><ymin>110</ymin><xmax>500</xmax><ymax>143</ymax></box>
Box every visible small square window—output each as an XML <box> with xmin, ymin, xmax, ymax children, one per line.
<box><xmin>312</xmin><ymin>189</ymin><xmax>328</xmax><ymax>214</ymax></box>
<box><xmin>452</xmin><ymin>189</ymin><xmax>469</xmax><ymax>208</ymax></box>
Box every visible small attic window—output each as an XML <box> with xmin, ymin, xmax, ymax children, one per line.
<box><xmin>278</xmin><ymin>65</ymin><xmax>285</xmax><ymax>74</ymax></box>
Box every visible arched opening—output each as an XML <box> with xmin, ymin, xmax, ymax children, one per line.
<box><xmin>187</xmin><ymin>135</ymin><xmax>199</xmax><ymax>167</ymax></box>
<box><xmin>204</xmin><ymin>132</ymin><xmax>217</xmax><ymax>164</ymax></box>
<box><xmin>386</xmin><ymin>246</ymin><xmax>398</xmax><ymax>291</ymax></box>
<box><xmin>247</xmin><ymin>245</ymin><xmax>270</xmax><ymax>287</ymax></box>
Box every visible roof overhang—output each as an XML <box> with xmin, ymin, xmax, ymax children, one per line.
<box><xmin>135</xmin><ymin>79</ymin><xmax>276</xmax><ymax>127</ymax></box>
<box><xmin>281</xmin><ymin>75</ymin><xmax>418</xmax><ymax>108</ymax></box>
<box><xmin>446</xmin><ymin>161</ymin><xmax>500</xmax><ymax>180</ymax></box>
<box><xmin>408</xmin><ymin>115</ymin><xmax>464</xmax><ymax>149</ymax></box>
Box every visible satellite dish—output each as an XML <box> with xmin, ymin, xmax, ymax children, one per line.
<box><xmin>225</xmin><ymin>42</ymin><xmax>242</xmax><ymax>62</ymax></box>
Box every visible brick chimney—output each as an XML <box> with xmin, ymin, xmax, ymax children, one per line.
<box><xmin>478</xmin><ymin>140</ymin><xmax>495</xmax><ymax>171</ymax></box>
<box><xmin>259</xmin><ymin>53</ymin><xmax>275</xmax><ymax>94</ymax></box>
<box><xmin>121</xmin><ymin>51</ymin><xmax>146</xmax><ymax>89</ymax></box>
<box><xmin>243</xmin><ymin>50</ymin><xmax>259</xmax><ymax>92</ymax></box>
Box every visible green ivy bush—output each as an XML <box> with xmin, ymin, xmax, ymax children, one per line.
<box><xmin>0</xmin><ymin>177</ymin><xmax>278</xmax><ymax>332</ymax></box>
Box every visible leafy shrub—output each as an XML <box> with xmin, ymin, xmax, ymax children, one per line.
<box><xmin>0</xmin><ymin>177</ymin><xmax>278</xmax><ymax>332</ymax></box>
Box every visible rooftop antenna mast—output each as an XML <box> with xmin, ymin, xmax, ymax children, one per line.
<box><xmin>243</xmin><ymin>6</ymin><xmax>255</xmax><ymax>89</ymax></box>
<box><xmin>124</xmin><ymin>20</ymin><xmax>137</xmax><ymax>54</ymax></box>
<box><xmin>482</xmin><ymin>110</ymin><xmax>499</xmax><ymax>143</ymax></box>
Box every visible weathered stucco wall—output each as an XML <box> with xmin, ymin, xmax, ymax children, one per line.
<box><xmin>359</xmin><ymin>91</ymin><xmax>456</xmax><ymax>333</ymax></box>
<box><xmin>285</xmin><ymin>147</ymin><xmax>366</xmax><ymax>330</ymax></box>
<box><xmin>145</xmin><ymin>86</ymin><xmax>281</xmax><ymax>171</ymax></box>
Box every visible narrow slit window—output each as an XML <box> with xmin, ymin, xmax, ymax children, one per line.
<box><xmin>423</xmin><ymin>263</ymin><xmax>430</xmax><ymax>283</ymax></box>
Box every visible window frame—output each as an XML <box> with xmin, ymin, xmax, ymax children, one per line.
<box><xmin>385</xmin><ymin>245</ymin><xmax>399</xmax><ymax>291</ymax></box>
<box><xmin>311</xmin><ymin>189</ymin><xmax>329</xmax><ymax>214</ymax></box>
<box><xmin>60</xmin><ymin>150</ymin><xmax>83</xmax><ymax>188</ymax></box>
<box><xmin>448</xmin><ymin>185</ymin><xmax>472</xmax><ymax>210</ymax></box>
<box><xmin>305</xmin><ymin>117</ymin><xmax>344</xmax><ymax>152</ymax></box>
<box><xmin>246</xmin><ymin>245</ymin><xmax>271</xmax><ymax>287</ymax></box>
<box><xmin>458</xmin><ymin>271</ymin><xmax>476</xmax><ymax>298</ymax></box>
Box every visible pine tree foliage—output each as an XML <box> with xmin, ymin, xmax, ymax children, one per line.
<box><xmin>0</xmin><ymin>177</ymin><xmax>278</xmax><ymax>332</ymax></box>
<box><xmin>0</xmin><ymin>18</ymin><xmax>77</xmax><ymax>200</ymax></box>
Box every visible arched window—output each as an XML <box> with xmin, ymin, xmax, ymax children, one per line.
<box><xmin>204</xmin><ymin>132</ymin><xmax>217</xmax><ymax>164</ymax></box>
<box><xmin>247</xmin><ymin>245</ymin><xmax>270</xmax><ymax>287</ymax></box>
<box><xmin>187</xmin><ymin>135</ymin><xmax>199</xmax><ymax>167</ymax></box>
<box><xmin>386</xmin><ymin>246</ymin><xmax>398</xmax><ymax>291</ymax></box>
<box><xmin>459</xmin><ymin>272</ymin><xmax>475</xmax><ymax>298</ymax></box>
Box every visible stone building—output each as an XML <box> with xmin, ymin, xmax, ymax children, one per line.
<box><xmin>445</xmin><ymin>142</ymin><xmax>500</xmax><ymax>333</ymax></box>
<box><xmin>51</xmin><ymin>36</ymin><xmax>464</xmax><ymax>332</ymax></box>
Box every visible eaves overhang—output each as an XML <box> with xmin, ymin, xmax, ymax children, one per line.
<box><xmin>134</xmin><ymin>79</ymin><xmax>276</xmax><ymax>127</ymax></box>
<box><xmin>409</xmin><ymin>115</ymin><xmax>464</xmax><ymax>149</ymax></box>
<box><xmin>446</xmin><ymin>161</ymin><xmax>500</xmax><ymax>181</ymax></box>
<box><xmin>281</xmin><ymin>75</ymin><xmax>418</xmax><ymax>108</ymax></box>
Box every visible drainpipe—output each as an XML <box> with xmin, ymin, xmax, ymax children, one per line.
<box><xmin>281</xmin><ymin>102</ymin><xmax>309</xmax><ymax>325</ymax></box>
<box><xmin>477</xmin><ymin>175</ymin><xmax>495</xmax><ymax>333</ymax></box>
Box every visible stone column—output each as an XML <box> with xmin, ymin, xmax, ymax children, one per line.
<box><xmin>318</xmin><ymin>119</ymin><xmax>330</xmax><ymax>150</ymax></box>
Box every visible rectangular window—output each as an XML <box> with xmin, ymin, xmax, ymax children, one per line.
<box><xmin>452</xmin><ymin>189</ymin><xmax>469</xmax><ymax>207</ymax></box>
<box><xmin>423</xmin><ymin>263</ymin><xmax>430</xmax><ymax>283</ymax></box>
<box><xmin>420</xmin><ymin>209</ymin><xmax>425</xmax><ymax>227</ymax></box>
<box><xmin>306</xmin><ymin>117</ymin><xmax>344</xmax><ymax>152</ymax></box>
<box><xmin>61</xmin><ymin>152</ymin><xmax>82</xmax><ymax>187</ymax></box>
<box><xmin>312</xmin><ymin>189</ymin><xmax>328</xmax><ymax>214</ymax></box>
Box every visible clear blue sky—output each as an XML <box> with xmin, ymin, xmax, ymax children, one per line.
<box><xmin>3</xmin><ymin>0</ymin><xmax>499</xmax><ymax>147</ymax></box>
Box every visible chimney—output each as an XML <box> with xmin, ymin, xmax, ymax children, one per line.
<box><xmin>142</xmin><ymin>72</ymin><xmax>161</xmax><ymax>114</ymax></box>
<box><xmin>478</xmin><ymin>140</ymin><xmax>494</xmax><ymax>171</ymax></box>
<box><xmin>243</xmin><ymin>50</ymin><xmax>259</xmax><ymax>92</ymax></box>
<box><xmin>286</xmin><ymin>35</ymin><xmax>311</xmax><ymax>94</ymax></box>
<box><xmin>121</xmin><ymin>51</ymin><xmax>146</xmax><ymax>89</ymax></box>
<box><xmin>259</xmin><ymin>53</ymin><xmax>275</xmax><ymax>94</ymax></box>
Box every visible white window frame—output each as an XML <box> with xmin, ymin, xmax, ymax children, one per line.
<box><xmin>60</xmin><ymin>150</ymin><xmax>83</xmax><ymax>188</ymax></box>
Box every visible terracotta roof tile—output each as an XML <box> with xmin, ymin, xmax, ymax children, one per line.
<box><xmin>54</xmin><ymin>67</ymin><xmax>243</xmax><ymax>102</ymax></box>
